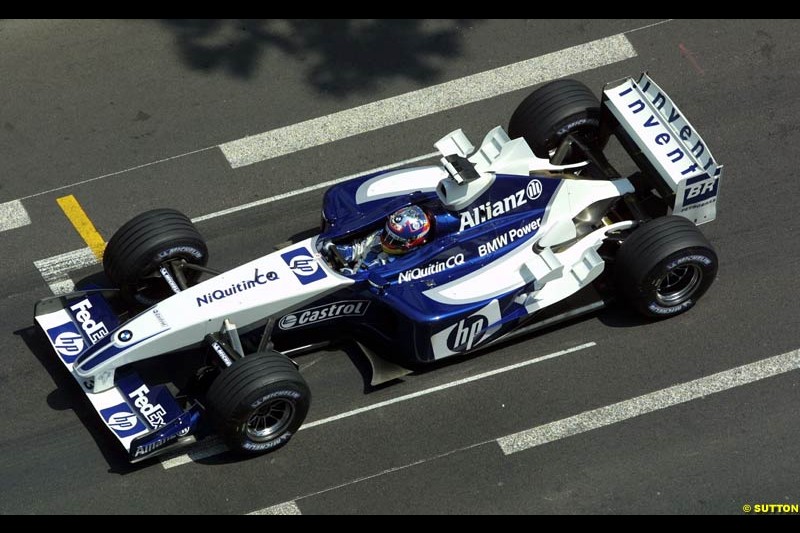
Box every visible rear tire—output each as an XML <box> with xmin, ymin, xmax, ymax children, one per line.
<box><xmin>205</xmin><ymin>351</ymin><xmax>310</xmax><ymax>456</ymax></box>
<box><xmin>508</xmin><ymin>79</ymin><xmax>600</xmax><ymax>162</ymax></box>
<box><xmin>103</xmin><ymin>208</ymin><xmax>208</xmax><ymax>306</ymax></box>
<box><xmin>614</xmin><ymin>216</ymin><xmax>718</xmax><ymax>318</ymax></box>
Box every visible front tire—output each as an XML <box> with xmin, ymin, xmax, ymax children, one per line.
<box><xmin>205</xmin><ymin>352</ymin><xmax>310</xmax><ymax>456</ymax></box>
<box><xmin>103</xmin><ymin>208</ymin><xmax>208</xmax><ymax>306</ymax></box>
<box><xmin>615</xmin><ymin>216</ymin><xmax>718</xmax><ymax>318</ymax></box>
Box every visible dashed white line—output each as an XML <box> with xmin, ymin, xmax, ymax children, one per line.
<box><xmin>623</xmin><ymin>19</ymin><xmax>675</xmax><ymax>34</ymax></box>
<box><xmin>248</xmin><ymin>501</ymin><xmax>303</xmax><ymax>515</ymax></box>
<box><xmin>219</xmin><ymin>33</ymin><xmax>638</xmax><ymax>168</ymax></box>
<box><xmin>33</xmin><ymin>247</ymin><xmax>97</xmax><ymax>295</ymax></box>
<box><xmin>0</xmin><ymin>199</ymin><xmax>31</xmax><ymax>232</ymax></box>
<box><xmin>161</xmin><ymin>342</ymin><xmax>596</xmax><ymax>469</ymax></box>
<box><xmin>246</xmin><ymin>441</ymin><xmax>487</xmax><ymax>515</ymax></box>
<box><xmin>159</xmin><ymin>441</ymin><xmax>229</xmax><ymax>469</ymax></box>
<box><xmin>9</xmin><ymin>23</ymin><xmax>667</xmax><ymax>209</ymax></box>
<box><xmin>246</xmin><ymin>345</ymin><xmax>800</xmax><ymax>513</ymax></box>
<box><xmin>18</xmin><ymin>147</ymin><xmax>217</xmax><ymax>202</ymax></box>
<box><xmin>497</xmin><ymin>347</ymin><xmax>800</xmax><ymax>455</ymax></box>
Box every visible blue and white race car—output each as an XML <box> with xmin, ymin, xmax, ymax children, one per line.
<box><xmin>34</xmin><ymin>73</ymin><xmax>722</xmax><ymax>463</ymax></box>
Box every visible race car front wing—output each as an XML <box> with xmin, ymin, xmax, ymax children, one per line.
<box><xmin>34</xmin><ymin>289</ymin><xmax>201</xmax><ymax>463</ymax></box>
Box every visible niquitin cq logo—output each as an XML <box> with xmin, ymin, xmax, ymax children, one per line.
<box><xmin>398</xmin><ymin>253</ymin><xmax>465</xmax><ymax>284</ymax></box>
<box><xmin>196</xmin><ymin>268</ymin><xmax>278</xmax><ymax>307</ymax></box>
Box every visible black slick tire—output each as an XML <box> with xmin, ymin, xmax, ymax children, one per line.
<box><xmin>205</xmin><ymin>351</ymin><xmax>311</xmax><ymax>456</ymax></box>
<box><xmin>615</xmin><ymin>216</ymin><xmax>718</xmax><ymax>318</ymax></box>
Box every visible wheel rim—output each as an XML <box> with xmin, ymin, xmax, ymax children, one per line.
<box><xmin>246</xmin><ymin>398</ymin><xmax>296</xmax><ymax>442</ymax></box>
<box><xmin>129</xmin><ymin>259</ymin><xmax>200</xmax><ymax>305</ymax></box>
<box><xmin>655</xmin><ymin>264</ymin><xmax>703</xmax><ymax>305</ymax></box>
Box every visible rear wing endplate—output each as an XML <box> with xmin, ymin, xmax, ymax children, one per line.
<box><xmin>603</xmin><ymin>73</ymin><xmax>723</xmax><ymax>224</ymax></box>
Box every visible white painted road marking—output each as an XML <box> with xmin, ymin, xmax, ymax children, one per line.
<box><xmin>0</xmin><ymin>200</ymin><xmax>31</xmax><ymax>232</ymax></box>
<box><xmin>219</xmin><ymin>34</ymin><xmax>638</xmax><ymax>168</ymax></box>
<box><xmin>17</xmin><ymin>147</ymin><xmax>217</xmax><ymax>202</ymax></box>
<box><xmin>3</xmin><ymin>148</ymin><xmax>212</xmax><ymax>234</ymax></box>
<box><xmin>497</xmin><ymin>348</ymin><xmax>800</xmax><ymax>455</ymax></box>
<box><xmin>624</xmin><ymin>19</ymin><xmax>675</xmax><ymax>34</ymax></box>
<box><xmin>247</xmin><ymin>346</ymin><xmax>800</xmax><ymax>513</ymax></box>
<box><xmin>159</xmin><ymin>441</ymin><xmax>229</xmax><ymax>469</ymax></box>
<box><xmin>300</xmin><ymin>342</ymin><xmax>597</xmax><ymax>430</ymax></box>
<box><xmin>190</xmin><ymin>152</ymin><xmax>438</xmax><ymax>223</ymax></box>
<box><xmin>161</xmin><ymin>342</ymin><xmax>596</xmax><ymax>469</ymax></box>
<box><xmin>248</xmin><ymin>501</ymin><xmax>303</xmax><ymax>515</ymax></box>
<box><xmin>33</xmin><ymin>247</ymin><xmax>97</xmax><ymax>295</ymax></box>
<box><xmin>7</xmin><ymin>23</ymin><xmax>672</xmax><ymax>213</ymax></box>
<box><xmin>245</xmin><ymin>441</ymin><xmax>487</xmax><ymax>516</ymax></box>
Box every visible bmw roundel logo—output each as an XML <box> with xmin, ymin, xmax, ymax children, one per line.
<box><xmin>526</xmin><ymin>179</ymin><xmax>543</xmax><ymax>200</ymax></box>
<box><xmin>118</xmin><ymin>330</ymin><xmax>133</xmax><ymax>342</ymax></box>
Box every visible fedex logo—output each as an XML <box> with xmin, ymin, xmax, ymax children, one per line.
<box><xmin>69</xmin><ymin>298</ymin><xmax>109</xmax><ymax>343</ymax></box>
<box><xmin>128</xmin><ymin>384</ymin><xmax>167</xmax><ymax>429</ymax></box>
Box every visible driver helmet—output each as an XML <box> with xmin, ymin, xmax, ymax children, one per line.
<box><xmin>381</xmin><ymin>205</ymin><xmax>431</xmax><ymax>255</ymax></box>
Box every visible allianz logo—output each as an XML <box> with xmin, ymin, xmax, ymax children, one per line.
<box><xmin>459</xmin><ymin>179</ymin><xmax>542</xmax><ymax>231</ymax></box>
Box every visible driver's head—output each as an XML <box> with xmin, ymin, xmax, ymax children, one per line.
<box><xmin>381</xmin><ymin>205</ymin><xmax>431</xmax><ymax>255</ymax></box>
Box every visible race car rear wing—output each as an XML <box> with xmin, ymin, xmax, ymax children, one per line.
<box><xmin>602</xmin><ymin>73</ymin><xmax>723</xmax><ymax>225</ymax></box>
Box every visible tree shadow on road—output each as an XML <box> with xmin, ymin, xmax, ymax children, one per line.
<box><xmin>159</xmin><ymin>19</ymin><xmax>483</xmax><ymax>96</ymax></box>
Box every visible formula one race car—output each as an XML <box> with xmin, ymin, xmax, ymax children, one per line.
<box><xmin>34</xmin><ymin>73</ymin><xmax>722</xmax><ymax>463</ymax></box>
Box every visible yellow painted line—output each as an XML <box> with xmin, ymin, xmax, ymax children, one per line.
<box><xmin>56</xmin><ymin>195</ymin><xmax>106</xmax><ymax>260</ymax></box>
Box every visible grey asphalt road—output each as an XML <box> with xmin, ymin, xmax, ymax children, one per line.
<box><xmin>1</xmin><ymin>19</ymin><xmax>799</xmax><ymax>515</ymax></box>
